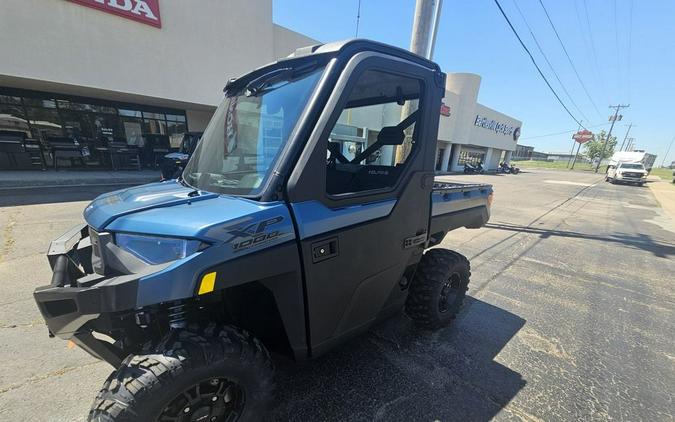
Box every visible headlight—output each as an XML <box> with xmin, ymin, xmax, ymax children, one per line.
<box><xmin>115</xmin><ymin>233</ymin><xmax>204</xmax><ymax>265</ymax></box>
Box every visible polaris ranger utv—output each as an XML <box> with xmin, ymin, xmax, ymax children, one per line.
<box><xmin>34</xmin><ymin>40</ymin><xmax>493</xmax><ymax>421</ymax></box>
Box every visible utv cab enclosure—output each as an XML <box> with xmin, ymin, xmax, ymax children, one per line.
<box><xmin>34</xmin><ymin>40</ymin><xmax>493</xmax><ymax>422</ymax></box>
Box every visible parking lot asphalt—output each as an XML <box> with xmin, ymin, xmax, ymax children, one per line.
<box><xmin>0</xmin><ymin>170</ymin><xmax>673</xmax><ymax>421</ymax></box>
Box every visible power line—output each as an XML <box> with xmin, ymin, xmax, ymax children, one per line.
<box><xmin>573</xmin><ymin>0</ymin><xmax>608</xmax><ymax>104</ymax></box>
<box><xmin>614</xmin><ymin>0</ymin><xmax>620</xmax><ymax>97</ymax></box>
<box><xmin>537</xmin><ymin>0</ymin><xmax>603</xmax><ymax>118</ymax></box>
<box><xmin>355</xmin><ymin>0</ymin><xmax>361</xmax><ymax>37</ymax></box>
<box><xmin>582</xmin><ymin>0</ymin><xmax>605</xmax><ymax>103</ymax></box>
<box><xmin>627</xmin><ymin>0</ymin><xmax>634</xmax><ymax>102</ymax></box>
<box><xmin>492</xmin><ymin>0</ymin><xmax>585</xmax><ymax>129</ymax></box>
<box><xmin>511</xmin><ymin>0</ymin><xmax>590</xmax><ymax>123</ymax></box>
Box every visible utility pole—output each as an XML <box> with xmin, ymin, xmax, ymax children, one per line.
<box><xmin>567</xmin><ymin>121</ymin><xmax>582</xmax><ymax>168</ymax></box>
<box><xmin>595</xmin><ymin>104</ymin><xmax>629</xmax><ymax>173</ymax></box>
<box><xmin>619</xmin><ymin>123</ymin><xmax>634</xmax><ymax>151</ymax></box>
<box><xmin>661</xmin><ymin>136</ymin><xmax>674</xmax><ymax>168</ymax></box>
<box><xmin>396</xmin><ymin>0</ymin><xmax>443</xmax><ymax>164</ymax></box>
<box><xmin>626</xmin><ymin>137</ymin><xmax>635</xmax><ymax>151</ymax></box>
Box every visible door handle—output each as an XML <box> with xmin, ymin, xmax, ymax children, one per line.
<box><xmin>311</xmin><ymin>237</ymin><xmax>339</xmax><ymax>263</ymax></box>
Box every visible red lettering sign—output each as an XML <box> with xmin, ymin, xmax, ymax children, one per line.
<box><xmin>69</xmin><ymin>0</ymin><xmax>161</xmax><ymax>28</ymax></box>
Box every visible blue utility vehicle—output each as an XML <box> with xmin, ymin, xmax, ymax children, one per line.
<box><xmin>34</xmin><ymin>40</ymin><xmax>493</xmax><ymax>421</ymax></box>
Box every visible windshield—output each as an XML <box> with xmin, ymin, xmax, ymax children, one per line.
<box><xmin>620</xmin><ymin>163</ymin><xmax>644</xmax><ymax>170</ymax></box>
<box><xmin>183</xmin><ymin>66</ymin><xmax>324</xmax><ymax>195</ymax></box>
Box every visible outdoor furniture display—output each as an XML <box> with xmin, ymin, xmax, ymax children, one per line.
<box><xmin>106</xmin><ymin>140</ymin><xmax>141</xmax><ymax>170</ymax></box>
<box><xmin>46</xmin><ymin>136</ymin><xmax>89</xmax><ymax>169</ymax></box>
<box><xmin>141</xmin><ymin>134</ymin><xmax>171</xmax><ymax>168</ymax></box>
<box><xmin>0</xmin><ymin>130</ymin><xmax>47</xmax><ymax>170</ymax></box>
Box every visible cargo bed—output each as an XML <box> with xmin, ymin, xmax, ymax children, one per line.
<box><xmin>428</xmin><ymin>179</ymin><xmax>493</xmax><ymax>246</ymax></box>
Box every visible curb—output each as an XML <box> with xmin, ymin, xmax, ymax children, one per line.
<box><xmin>0</xmin><ymin>173</ymin><xmax>160</xmax><ymax>189</ymax></box>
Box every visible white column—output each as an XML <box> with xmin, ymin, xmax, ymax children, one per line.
<box><xmin>484</xmin><ymin>147</ymin><xmax>495</xmax><ymax>170</ymax></box>
<box><xmin>504</xmin><ymin>150</ymin><xmax>512</xmax><ymax>163</ymax></box>
<box><xmin>441</xmin><ymin>143</ymin><xmax>452</xmax><ymax>172</ymax></box>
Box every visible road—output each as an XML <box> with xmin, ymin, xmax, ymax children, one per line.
<box><xmin>0</xmin><ymin>170</ymin><xmax>673</xmax><ymax>421</ymax></box>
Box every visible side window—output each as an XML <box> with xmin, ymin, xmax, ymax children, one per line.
<box><xmin>325</xmin><ymin>69</ymin><xmax>422</xmax><ymax>196</ymax></box>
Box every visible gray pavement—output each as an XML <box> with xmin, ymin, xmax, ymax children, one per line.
<box><xmin>0</xmin><ymin>170</ymin><xmax>673</xmax><ymax>421</ymax></box>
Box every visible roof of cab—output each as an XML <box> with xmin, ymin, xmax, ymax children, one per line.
<box><xmin>224</xmin><ymin>38</ymin><xmax>443</xmax><ymax>93</ymax></box>
<box><xmin>287</xmin><ymin>39</ymin><xmax>441</xmax><ymax>71</ymax></box>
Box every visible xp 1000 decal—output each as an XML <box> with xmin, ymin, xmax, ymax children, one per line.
<box><xmin>224</xmin><ymin>216</ymin><xmax>291</xmax><ymax>252</ymax></box>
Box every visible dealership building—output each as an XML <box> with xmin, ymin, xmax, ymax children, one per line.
<box><xmin>0</xmin><ymin>0</ymin><xmax>521</xmax><ymax>173</ymax></box>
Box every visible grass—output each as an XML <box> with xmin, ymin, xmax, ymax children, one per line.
<box><xmin>512</xmin><ymin>160</ymin><xmax>595</xmax><ymax>172</ymax></box>
<box><xmin>648</xmin><ymin>167</ymin><xmax>674</xmax><ymax>180</ymax></box>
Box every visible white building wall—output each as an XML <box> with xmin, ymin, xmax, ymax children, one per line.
<box><xmin>0</xmin><ymin>0</ymin><xmax>317</xmax><ymax>110</ymax></box>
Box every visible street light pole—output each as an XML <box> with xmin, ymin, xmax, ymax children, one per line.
<box><xmin>595</xmin><ymin>104</ymin><xmax>629</xmax><ymax>173</ymax></box>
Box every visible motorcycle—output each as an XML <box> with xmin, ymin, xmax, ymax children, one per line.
<box><xmin>464</xmin><ymin>162</ymin><xmax>485</xmax><ymax>174</ymax></box>
<box><xmin>497</xmin><ymin>162</ymin><xmax>520</xmax><ymax>174</ymax></box>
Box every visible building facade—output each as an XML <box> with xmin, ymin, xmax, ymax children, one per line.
<box><xmin>0</xmin><ymin>0</ymin><xmax>521</xmax><ymax>173</ymax></box>
<box><xmin>435</xmin><ymin>73</ymin><xmax>521</xmax><ymax>172</ymax></box>
<box><xmin>0</xmin><ymin>0</ymin><xmax>316</xmax><ymax>170</ymax></box>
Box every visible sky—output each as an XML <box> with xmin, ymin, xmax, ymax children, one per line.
<box><xmin>273</xmin><ymin>0</ymin><xmax>675</xmax><ymax>166</ymax></box>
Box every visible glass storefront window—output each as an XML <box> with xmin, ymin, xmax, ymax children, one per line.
<box><xmin>92</xmin><ymin>114</ymin><xmax>122</xmax><ymax>143</ymax></box>
<box><xmin>0</xmin><ymin>95</ymin><xmax>22</xmax><ymax>105</ymax></box>
<box><xmin>25</xmin><ymin>107</ymin><xmax>63</xmax><ymax>140</ymax></box>
<box><xmin>142</xmin><ymin>118</ymin><xmax>167</xmax><ymax>136</ymax></box>
<box><xmin>23</xmin><ymin>97</ymin><xmax>56</xmax><ymax>108</ymax></box>
<box><xmin>58</xmin><ymin>100</ymin><xmax>116</xmax><ymax>114</ymax></box>
<box><xmin>0</xmin><ymin>104</ymin><xmax>31</xmax><ymax>137</ymax></box>
<box><xmin>61</xmin><ymin>111</ymin><xmax>94</xmax><ymax>140</ymax></box>
<box><xmin>1</xmin><ymin>87</ymin><xmax>189</xmax><ymax>169</ymax></box>
<box><xmin>119</xmin><ymin>109</ymin><xmax>142</xmax><ymax>118</ymax></box>
<box><xmin>142</xmin><ymin>111</ymin><xmax>164</xmax><ymax>120</ymax></box>
<box><xmin>166</xmin><ymin>113</ymin><xmax>186</xmax><ymax>122</ymax></box>
<box><xmin>458</xmin><ymin>150</ymin><xmax>486</xmax><ymax>166</ymax></box>
<box><xmin>121</xmin><ymin>117</ymin><xmax>143</xmax><ymax>146</ymax></box>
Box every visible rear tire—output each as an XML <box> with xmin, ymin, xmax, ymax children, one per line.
<box><xmin>405</xmin><ymin>249</ymin><xmax>470</xmax><ymax>327</ymax></box>
<box><xmin>88</xmin><ymin>324</ymin><xmax>274</xmax><ymax>422</ymax></box>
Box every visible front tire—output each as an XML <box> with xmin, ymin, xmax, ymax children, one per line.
<box><xmin>405</xmin><ymin>249</ymin><xmax>470</xmax><ymax>327</ymax></box>
<box><xmin>88</xmin><ymin>324</ymin><xmax>274</xmax><ymax>422</ymax></box>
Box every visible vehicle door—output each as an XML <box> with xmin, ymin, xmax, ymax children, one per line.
<box><xmin>286</xmin><ymin>52</ymin><xmax>444</xmax><ymax>356</ymax></box>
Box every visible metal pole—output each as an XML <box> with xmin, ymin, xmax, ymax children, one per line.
<box><xmin>570</xmin><ymin>141</ymin><xmax>582</xmax><ymax>169</ymax></box>
<box><xmin>568</xmin><ymin>121</ymin><xmax>582</xmax><ymax>168</ymax></box>
<box><xmin>619</xmin><ymin>123</ymin><xmax>633</xmax><ymax>151</ymax></box>
<box><xmin>595</xmin><ymin>104</ymin><xmax>629</xmax><ymax>173</ymax></box>
<box><xmin>396</xmin><ymin>0</ymin><xmax>442</xmax><ymax>164</ymax></box>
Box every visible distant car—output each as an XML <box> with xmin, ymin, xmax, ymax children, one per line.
<box><xmin>159</xmin><ymin>131</ymin><xmax>203</xmax><ymax>180</ymax></box>
<box><xmin>606</xmin><ymin>162</ymin><xmax>648</xmax><ymax>186</ymax></box>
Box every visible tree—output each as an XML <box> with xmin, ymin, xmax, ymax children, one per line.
<box><xmin>583</xmin><ymin>130</ymin><xmax>617</xmax><ymax>162</ymax></box>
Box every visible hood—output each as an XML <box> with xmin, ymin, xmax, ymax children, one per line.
<box><xmin>84</xmin><ymin>182</ymin><xmax>218</xmax><ymax>230</ymax></box>
<box><xmin>84</xmin><ymin>182</ymin><xmax>291</xmax><ymax>243</ymax></box>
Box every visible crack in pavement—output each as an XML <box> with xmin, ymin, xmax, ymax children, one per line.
<box><xmin>0</xmin><ymin>361</ymin><xmax>101</xmax><ymax>396</ymax></box>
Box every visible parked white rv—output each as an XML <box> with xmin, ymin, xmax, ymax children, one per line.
<box><xmin>606</xmin><ymin>151</ymin><xmax>649</xmax><ymax>186</ymax></box>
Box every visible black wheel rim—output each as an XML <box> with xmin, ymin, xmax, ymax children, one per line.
<box><xmin>158</xmin><ymin>377</ymin><xmax>245</xmax><ymax>422</ymax></box>
<box><xmin>439</xmin><ymin>272</ymin><xmax>462</xmax><ymax>313</ymax></box>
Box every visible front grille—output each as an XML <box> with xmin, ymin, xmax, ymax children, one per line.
<box><xmin>623</xmin><ymin>172</ymin><xmax>642</xmax><ymax>178</ymax></box>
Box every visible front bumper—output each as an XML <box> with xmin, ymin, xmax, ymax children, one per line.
<box><xmin>616</xmin><ymin>175</ymin><xmax>646</xmax><ymax>183</ymax></box>
<box><xmin>33</xmin><ymin>223</ymin><xmax>141</xmax><ymax>366</ymax></box>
